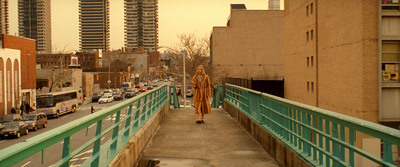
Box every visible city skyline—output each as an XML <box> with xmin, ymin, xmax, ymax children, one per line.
<box><xmin>7</xmin><ymin>0</ymin><xmax>277</xmax><ymax>52</ymax></box>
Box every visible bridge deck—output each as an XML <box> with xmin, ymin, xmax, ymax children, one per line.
<box><xmin>138</xmin><ymin>108</ymin><xmax>278</xmax><ymax>167</ymax></box>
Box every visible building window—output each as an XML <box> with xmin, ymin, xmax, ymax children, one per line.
<box><xmin>307</xmin><ymin>31</ymin><xmax>309</xmax><ymax>41</ymax></box>
<box><xmin>307</xmin><ymin>81</ymin><xmax>310</xmax><ymax>91</ymax></box>
<box><xmin>382</xmin><ymin>42</ymin><xmax>400</xmax><ymax>82</ymax></box>
<box><xmin>307</xmin><ymin>57</ymin><xmax>310</xmax><ymax>67</ymax></box>
<box><xmin>311</xmin><ymin>82</ymin><xmax>314</xmax><ymax>92</ymax></box>
<box><xmin>311</xmin><ymin>56</ymin><xmax>314</xmax><ymax>67</ymax></box>
<box><xmin>311</xmin><ymin>30</ymin><xmax>314</xmax><ymax>40</ymax></box>
<box><xmin>306</xmin><ymin>5</ymin><xmax>309</xmax><ymax>16</ymax></box>
<box><xmin>310</xmin><ymin>3</ymin><xmax>313</xmax><ymax>15</ymax></box>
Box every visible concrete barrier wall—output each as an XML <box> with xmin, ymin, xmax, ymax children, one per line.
<box><xmin>224</xmin><ymin>101</ymin><xmax>311</xmax><ymax>167</ymax></box>
<box><xmin>108</xmin><ymin>102</ymin><xmax>170</xmax><ymax>167</ymax></box>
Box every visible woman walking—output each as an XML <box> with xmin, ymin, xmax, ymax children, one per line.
<box><xmin>192</xmin><ymin>65</ymin><xmax>211</xmax><ymax>124</ymax></box>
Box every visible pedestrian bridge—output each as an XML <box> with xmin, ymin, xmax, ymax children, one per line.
<box><xmin>0</xmin><ymin>84</ymin><xmax>399</xmax><ymax>167</ymax></box>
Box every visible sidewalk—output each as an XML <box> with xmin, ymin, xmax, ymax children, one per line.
<box><xmin>138</xmin><ymin>108</ymin><xmax>278</xmax><ymax>167</ymax></box>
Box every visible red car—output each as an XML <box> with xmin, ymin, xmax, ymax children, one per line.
<box><xmin>139</xmin><ymin>86</ymin><xmax>147</xmax><ymax>92</ymax></box>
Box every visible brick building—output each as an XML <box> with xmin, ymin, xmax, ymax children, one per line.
<box><xmin>1</xmin><ymin>34</ymin><xmax>36</xmax><ymax>115</ymax></box>
<box><xmin>36</xmin><ymin>53</ymin><xmax>74</xmax><ymax>69</ymax></box>
<box><xmin>76</xmin><ymin>50</ymin><xmax>101</xmax><ymax>71</ymax></box>
<box><xmin>284</xmin><ymin>0</ymin><xmax>400</xmax><ymax>165</ymax></box>
<box><xmin>211</xmin><ymin>4</ymin><xmax>284</xmax><ymax>83</ymax></box>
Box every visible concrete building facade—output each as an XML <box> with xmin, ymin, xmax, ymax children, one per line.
<box><xmin>18</xmin><ymin>0</ymin><xmax>51</xmax><ymax>54</ymax></box>
<box><xmin>122</xmin><ymin>48</ymin><xmax>149</xmax><ymax>82</ymax></box>
<box><xmin>211</xmin><ymin>5</ymin><xmax>284</xmax><ymax>83</ymax></box>
<box><xmin>1</xmin><ymin>34</ymin><xmax>36</xmax><ymax>116</ymax></box>
<box><xmin>124</xmin><ymin>0</ymin><xmax>158</xmax><ymax>52</ymax></box>
<box><xmin>0</xmin><ymin>0</ymin><xmax>9</xmax><ymax>35</ymax></box>
<box><xmin>79</xmin><ymin>0</ymin><xmax>110</xmax><ymax>51</ymax></box>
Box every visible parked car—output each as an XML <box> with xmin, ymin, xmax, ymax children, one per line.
<box><xmin>0</xmin><ymin>122</ymin><xmax>29</xmax><ymax>138</ymax></box>
<box><xmin>91</xmin><ymin>92</ymin><xmax>102</xmax><ymax>102</ymax></box>
<box><xmin>98</xmin><ymin>95</ymin><xmax>114</xmax><ymax>104</ymax></box>
<box><xmin>179</xmin><ymin>100</ymin><xmax>192</xmax><ymax>108</ymax></box>
<box><xmin>147</xmin><ymin>86</ymin><xmax>153</xmax><ymax>90</ymax></box>
<box><xmin>153</xmin><ymin>83</ymin><xmax>158</xmax><ymax>87</ymax></box>
<box><xmin>125</xmin><ymin>88</ymin><xmax>137</xmax><ymax>98</ymax></box>
<box><xmin>112</xmin><ymin>92</ymin><xmax>123</xmax><ymax>101</ymax></box>
<box><xmin>0</xmin><ymin>114</ymin><xmax>23</xmax><ymax>124</ymax></box>
<box><xmin>186</xmin><ymin>88</ymin><xmax>193</xmax><ymax>97</ymax></box>
<box><xmin>139</xmin><ymin>86</ymin><xmax>147</xmax><ymax>92</ymax></box>
<box><xmin>23</xmin><ymin>113</ymin><xmax>47</xmax><ymax>131</ymax></box>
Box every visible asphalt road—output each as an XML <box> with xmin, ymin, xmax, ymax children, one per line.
<box><xmin>1</xmin><ymin>95</ymin><xmax>135</xmax><ymax>167</ymax></box>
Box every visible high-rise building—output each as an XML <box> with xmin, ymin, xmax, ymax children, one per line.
<box><xmin>18</xmin><ymin>0</ymin><xmax>52</xmax><ymax>54</ymax></box>
<box><xmin>0</xmin><ymin>0</ymin><xmax>9</xmax><ymax>35</ymax></box>
<box><xmin>79</xmin><ymin>0</ymin><xmax>110</xmax><ymax>51</ymax></box>
<box><xmin>268</xmin><ymin>0</ymin><xmax>280</xmax><ymax>10</ymax></box>
<box><xmin>124</xmin><ymin>0</ymin><xmax>158</xmax><ymax>52</ymax></box>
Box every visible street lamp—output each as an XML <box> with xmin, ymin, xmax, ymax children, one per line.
<box><xmin>181</xmin><ymin>50</ymin><xmax>187</xmax><ymax>108</ymax></box>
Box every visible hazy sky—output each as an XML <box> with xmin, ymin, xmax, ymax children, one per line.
<box><xmin>8</xmin><ymin>0</ymin><xmax>280</xmax><ymax>52</ymax></box>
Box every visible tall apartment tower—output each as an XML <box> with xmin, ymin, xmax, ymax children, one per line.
<box><xmin>79</xmin><ymin>0</ymin><xmax>110</xmax><ymax>51</ymax></box>
<box><xmin>124</xmin><ymin>0</ymin><xmax>158</xmax><ymax>52</ymax></box>
<box><xmin>268</xmin><ymin>0</ymin><xmax>280</xmax><ymax>10</ymax></box>
<box><xmin>0</xmin><ymin>0</ymin><xmax>8</xmax><ymax>35</ymax></box>
<box><xmin>18</xmin><ymin>0</ymin><xmax>51</xmax><ymax>54</ymax></box>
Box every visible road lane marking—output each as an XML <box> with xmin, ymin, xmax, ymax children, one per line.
<box><xmin>61</xmin><ymin>115</ymin><xmax>69</xmax><ymax>119</ymax></box>
<box><xmin>101</xmin><ymin>137</ymin><xmax>105</xmax><ymax>141</ymax></box>
<box><xmin>89</xmin><ymin>124</ymin><xmax>95</xmax><ymax>129</ymax></box>
<box><xmin>21</xmin><ymin>161</ymin><xmax>31</xmax><ymax>167</ymax></box>
<box><xmin>0</xmin><ymin>140</ymin><xmax>5</xmax><ymax>144</ymax></box>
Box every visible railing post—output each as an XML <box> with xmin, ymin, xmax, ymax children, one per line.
<box><xmin>383</xmin><ymin>141</ymin><xmax>393</xmax><ymax>164</ymax></box>
<box><xmin>61</xmin><ymin>136</ymin><xmax>71</xmax><ymax>167</ymax></box>
<box><xmin>110</xmin><ymin>111</ymin><xmax>121</xmax><ymax>154</ymax></box>
<box><xmin>124</xmin><ymin>104</ymin><xmax>133</xmax><ymax>139</ymax></box>
<box><xmin>91</xmin><ymin>120</ymin><xmax>103</xmax><ymax>167</ymax></box>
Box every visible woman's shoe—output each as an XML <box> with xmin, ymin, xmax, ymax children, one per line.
<box><xmin>201</xmin><ymin>120</ymin><xmax>204</xmax><ymax>124</ymax></box>
<box><xmin>196</xmin><ymin>120</ymin><xmax>201</xmax><ymax>124</ymax></box>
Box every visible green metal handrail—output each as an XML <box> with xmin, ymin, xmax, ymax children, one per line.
<box><xmin>211</xmin><ymin>84</ymin><xmax>224</xmax><ymax>108</ymax></box>
<box><xmin>169</xmin><ymin>85</ymin><xmax>179</xmax><ymax>109</ymax></box>
<box><xmin>0</xmin><ymin>84</ymin><xmax>169</xmax><ymax>167</ymax></box>
<box><xmin>224</xmin><ymin>83</ymin><xmax>400</xmax><ymax>167</ymax></box>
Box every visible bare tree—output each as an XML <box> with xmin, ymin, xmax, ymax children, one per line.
<box><xmin>166</xmin><ymin>33</ymin><xmax>212</xmax><ymax>85</ymax></box>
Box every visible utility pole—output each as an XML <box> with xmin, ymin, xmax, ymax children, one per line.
<box><xmin>108</xmin><ymin>62</ymin><xmax>111</xmax><ymax>89</ymax></box>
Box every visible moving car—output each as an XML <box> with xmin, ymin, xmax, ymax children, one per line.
<box><xmin>91</xmin><ymin>92</ymin><xmax>102</xmax><ymax>102</ymax></box>
<box><xmin>0</xmin><ymin>122</ymin><xmax>29</xmax><ymax>138</ymax></box>
<box><xmin>121</xmin><ymin>82</ymin><xmax>133</xmax><ymax>92</ymax></box>
<box><xmin>98</xmin><ymin>95</ymin><xmax>114</xmax><ymax>104</ymax></box>
<box><xmin>139</xmin><ymin>86</ymin><xmax>147</xmax><ymax>92</ymax></box>
<box><xmin>112</xmin><ymin>92</ymin><xmax>123</xmax><ymax>101</ymax></box>
<box><xmin>125</xmin><ymin>88</ymin><xmax>137</xmax><ymax>98</ymax></box>
<box><xmin>23</xmin><ymin>113</ymin><xmax>47</xmax><ymax>131</ymax></box>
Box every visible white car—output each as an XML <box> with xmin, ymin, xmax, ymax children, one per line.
<box><xmin>179</xmin><ymin>100</ymin><xmax>192</xmax><ymax>108</ymax></box>
<box><xmin>98</xmin><ymin>95</ymin><xmax>113</xmax><ymax>104</ymax></box>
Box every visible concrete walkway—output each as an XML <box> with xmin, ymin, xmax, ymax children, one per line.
<box><xmin>137</xmin><ymin>108</ymin><xmax>278</xmax><ymax>167</ymax></box>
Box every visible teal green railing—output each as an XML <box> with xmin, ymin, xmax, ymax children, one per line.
<box><xmin>224</xmin><ymin>83</ymin><xmax>400</xmax><ymax>167</ymax></box>
<box><xmin>0</xmin><ymin>84</ymin><xmax>169</xmax><ymax>167</ymax></box>
<box><xmin>169</xmin><ymin>85</ymin><xmax>179</xmax><ymax>109</ymax></box>
<box><xmin>211</xmin><ymin>84</ymin><xmax>224</xmax><ymax>108</ymax></box>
